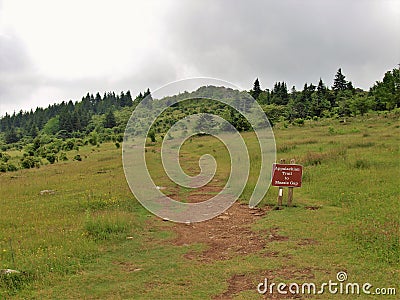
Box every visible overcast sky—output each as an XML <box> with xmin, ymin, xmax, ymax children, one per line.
<box><xmin>0</xmin><ymin>0</ymin><xmax>399</xmax><ymax>116</ymax></box>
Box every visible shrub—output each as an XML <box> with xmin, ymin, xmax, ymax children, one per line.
<box><xmin>0</xmin><ymin>270</ymin><xmax>35</xmax><ymax>293</ymax></box>
<box><xmin>46</xmin><ymin>153</ymin><xmax>57</xmax><ymax>164</ymax></box>
<box><xmin>21</xmin><ymin>156</ymin><xmax>40</xmax><ymax>169</ymax></box>
<box><xmin>74</xmin><ymin>154</ymin><xmax>82</xmax><ymax>161</ymax></box>
<box><xmin>148</xmin><ymin>131</ymin><xmax>156</xmax><ymax>143</ymax></box>
<box><xmin>88</xmin><ymin>132</ymin><xmax>98</xmax><ymax>146</ymax></box>
<box><xmin>7</xmin><ymin>163</ymin><xmax>18</xmax><ymax>172</ymax></box>
<box><xmin>59</xmin><ymin>152</ymin><xmax>68</xmax><ymax>161</ymax></box>
<box><xmin>0</xmin><ymin>152</ymin><xmax>10</xmax><ymax>163</ymax></box>
<box><xmin>116</xmin><ymin>134</ymin><xmax>123</xmax><ymax>143</ymax></box>
<box><xmin>63</xmin><ymin>140</ymin><xmax>75</xmax><ymax>151</ymax></box>
<box><xmin>0</xmin><ymin>162</ymin><xmax>7</xmax><ymax>172</ymax></box>
<box><xmin>294</xmin><ymin>118</ymin><xmax>305</xmax><ymax>126</ymax></box>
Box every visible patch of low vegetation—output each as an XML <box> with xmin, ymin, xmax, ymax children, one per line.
<box><xmin>277</xmin><ymin>143</ymin><xmax>297</xmax><ymax>153</ymax></box>
<box><xmin>84</xmin><ymin>210</ymin><xmax>130</xmax><ymax>241</ymax></box>
<box><xmin>301</xmin><ymin>147</ymin><xmax>347</xmax><ymax>166</ymax></box>
<box><xmin>0</xmin><ymin>271</ymin><xmax>35</xmax><ymax>295</ymax></box>
<box><xmin>351</xmin><ymin>159</ymin><xmax>371</xmax><ymax>169</ymax></box>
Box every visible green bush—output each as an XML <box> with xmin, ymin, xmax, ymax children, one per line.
<box><xmin>0</xmin><ymin>162</ymin><xmax>7</xmax><ymax>172</ymax></box>
<box><xmin>59</xmin><ymin>152</ymin><xmax>68</xmax><ymax>161</ymax></box>
<box><xmin>0</xmin><ymin>271</ymin><xmax>35</xmax><ymax>293</ymax></box>
<box><xmin>46</xmin><ymin>153</ymin><xmax>57</xmax><ymax>164</ymax></box>
<box><xmin>148</xmin><ymin>131</ymin><xmax>156</xmax><ymax>143</ymax></box>
<box><xmin>116</xmin><ymin>134</ymin><xmax>123</xmax><ymax>143</ymax></box>
<box><xmin>294</xmin><ymin>118</ymin><xmax>305</xmax><ymax>126</ymax></box>
<box><xmin>0</xmin><ymin>152</ymin><xmax>10</xmax><ymax>163</ymax></box>
<box><xmin>7</xmin><ymin>163</ymin><xmax>18</xmax><ymax>172</ymax></box>
<box><xmin>63</xmin><ymin>140</ymin><xmax>75</xmax><ymax>151</ymax></box>
<box><xmin>21</xmin><ymin>157</ymin><xmax>40</xmax><ymax>169</ymax></box>
<box><xmin>74</xmin><ymin>154</ymin><xmax>82</xmax><ymax>161</ymax></box>
<box><xmin>88</xmin><ymin>132</ymin><xmax>98</xmax><ymax>146</ymax></box>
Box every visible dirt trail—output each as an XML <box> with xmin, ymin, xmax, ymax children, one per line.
<box><xmin>170</xmin><ymin>202</ymin><xmax>270</xmax><ymax>262</ymax></box>
<box><xmin>161</xmin><ymin>191</ymin><xmax>315</xmax><ymax>299</ymax></box>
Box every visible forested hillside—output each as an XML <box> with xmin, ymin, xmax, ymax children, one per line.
<box><xmin>0</xmin><ymin>67</ymin><xmax>398</xmax><ymax>172</ymax></box>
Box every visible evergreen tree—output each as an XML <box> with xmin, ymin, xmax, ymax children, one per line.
<box><xmin>311</xmin><ymin>79</ymin><xmax>331</xmax><ymax>117</ymax></box>
<box><xmin>370</xmin><ymin>67</ymin><xmax>400</xmax><ymax>110</ymax></box>
<box><xmin>332</xmin><ymin>68</ymin><xmax>349</xmax><ymax>92</ymax></box>
<box><xmin>250</xmin><ymin>78</ymin><xmax>262</xmax><ymax>100</ymax></box>
<box><xmin>5</xmin><ymin>128</ymin><xmax>19</xmax><ymax>144</ymax></box>
<box><xmin>270</xmin><ymin>82</ymin><xmax>289</xmax><ymax>105</ymax></box>
<box><xmin>59</xmin><ymin>109</ymin><xmax>74</xmax><ymax>134</ymax></box>
<box><xmin>125</xmin><ymin>90</ymin><xmax>133</xmax><ymax>106</ymax></box>
<box><xmin>142</xmin><ymin>89</ymin><xmax>153</xmax><ymax>109</ymax></box>
<box><xmin>104</xmin><ymin>110</ymin><xmax>116</xmax><ymax>128</ymax></box>
<box><xmin>143</xmin><ymin>88</ymin><xmax>152</xmax><ymax>99</ymax></box>
<box><xmin>257</xmin><ymin>89</ymin><xmax>270</xmax><ymax>105</ymax></box>
<box><xmin>29</xmin><ymin>124</ymin><xmax>39</xmax><ymax>138</ymax></box>
<box><xmin>119</xmin><ymin>91</ymin><xmax>126</xmax><ymax>107</ymax></box>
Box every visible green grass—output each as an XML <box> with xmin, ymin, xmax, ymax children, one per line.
<box><xmin>0</xmin><ymin>113</ymin><xmax>399</xmax><ymax>299</ymax></box>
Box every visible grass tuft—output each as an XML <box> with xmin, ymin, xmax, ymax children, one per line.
<box><xmin>301</xmin><ymin>148</ymin><xmax>347</xmax><ymax>166</ymax></box>
<box><xmin>352</xmin><ymin>159</ymin><xmax>371</xmax><ymax>169</ymax></box>
<box><xmin>84</xmin><ymin>210</ymin><xmax>130</xmax><ymax>241</ymax></box>
<box><xmin>0</xmin><ymin>271</ymin><xmax>35</xmax><ymax>295</ymax></box>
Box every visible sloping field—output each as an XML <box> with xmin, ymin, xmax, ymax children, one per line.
<box><xmin>1</xmin><ymin>113</ymin><xmax>399</xmax><ymax>299</ymax></box>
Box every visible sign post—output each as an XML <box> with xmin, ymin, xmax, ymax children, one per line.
<box><xmin>272</xmin><ymin>159</ymin><xmax>303</xmax><ymax>207</ymax></box>
<box><xmin>277</xmin><ymin>159</ymin><xmax>285</xmax><ymax>206</ymax></box>
<box><xmin>287</xmin><ymin>159</ymin><xmax>296</xmax><ymax>206</ymax></box>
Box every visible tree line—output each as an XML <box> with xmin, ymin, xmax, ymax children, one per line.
<box><xmin>250</xmin><ymin>67</ymin><xmax>399</xmax><ymax>124</ymax></box>
<box><xmin>0</xmin><ymin>67</ymin><xmax>399</xmax><ymax>146</ymax></box>
<box><xmin>0</xmin><ymin>89</ymin><xmax>151</xmax><ymax>144</ymax></box>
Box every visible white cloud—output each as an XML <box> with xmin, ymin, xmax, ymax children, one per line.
<box><xmin>0</xmin><ymin>0</ymin><xmax>399</xmax><ymax>115</ymax></box>
<box><xmin>1</xmin><ymin>0</ymin><xmax>171</xmax><ymax>78</ymax></box>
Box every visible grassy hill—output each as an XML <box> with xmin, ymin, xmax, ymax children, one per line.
<box><xmin>0</xmin><ymin>112</ymin><xmax>398</xmax><ymax>299</ymax></box>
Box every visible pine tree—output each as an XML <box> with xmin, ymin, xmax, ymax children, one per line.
<box><xmin>104</xmin><ymin>110</ymin><xmax>116</xmax><ymax>128</ymax></box>
<box><xmin>59</xmin><ymin>109</ymin><xmax>74</xmax><ymax>133</ymax></box>
<box><xmin>250</xmin><ymin>78</ymin><xmax>262</xmax><ymax>100</ymax></box>
<box><xmin>311</xmin><ymin>79</ymin><xmax>331</xmax><ymax>116</ymax></box>
<box><xmin>5</xmin><ymin>128</ymin><xmax>19</xmax><ymax>144</ymax></box>
<box><xmin>370</xmin><ymin>67</ymin><xmax>400</xmax><ymax>110</ymax></box>
<box><xmin>332</xmin><ymin>68</ymin><xmax>348</xmax><ymax>92</ymax></box>
<box><xmin>125</xmin><ymin>90</ymin><xmax>133</xmax><ymax>106</ymax></box>
<box><xmin>271</xmin><ymin>82</ymin><xmax>289</xmax><ymax>105</ymax></box>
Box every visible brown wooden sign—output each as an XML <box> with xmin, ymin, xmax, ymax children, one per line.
<box><xmin>271</xmin><ymin>163</ymin><xmax>303</xmax><ymax>187</ymax></box>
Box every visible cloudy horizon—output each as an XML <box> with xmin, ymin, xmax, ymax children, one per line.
<box><xmin>0</xmin><ymin>0</ymin><xmax>399</xmax><ymax>116</ymax></box>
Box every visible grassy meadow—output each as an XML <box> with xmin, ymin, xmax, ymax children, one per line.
<box><xmin>0</xmin><ymin>112</ymin><xmax>399</xmax><ymax>299</ymax></box>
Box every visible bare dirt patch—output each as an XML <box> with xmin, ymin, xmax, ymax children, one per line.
<box><xmin>152</xmin><ymin>186</ymin><xmax>316</xmax><ymax>299</ymax></box>
<box><xmin>168</xmin><ymin>202</ymin><xmax>273</xmax><ymax>262</ymax></box>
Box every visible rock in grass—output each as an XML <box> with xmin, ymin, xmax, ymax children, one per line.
<box><xmin>40</xmin><ymin>189</ymin><xmax>56</xmax><ymax>195</ymax></box>
<box><xmin>0</xmin><ymin>269</ymin><xmax>20</xmax><ymax>275</ymax></box>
